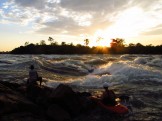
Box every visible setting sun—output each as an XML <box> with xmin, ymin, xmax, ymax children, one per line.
<box><xmin>90</xmin><ymin>6</ymin><xmax>162</xmax><ymax>47</ymax></box>
<box><xmin>89</xmin><ymin>38</ymin><xmax>112</xmax><ymax>47</ymax></box>
<box><xmin>1</xmin><ymin>0</ymin><xmax>162</xmax><ymax>51</ymax></box>
<box><xmin>88</xmin><ymin>29</ymin><xmax>112</xmax><ymax>47</ymax></box>
<box><xmin>89</xmin><ymin>7</ymin><xmax>144</xmax><ymax>47</ymax></box>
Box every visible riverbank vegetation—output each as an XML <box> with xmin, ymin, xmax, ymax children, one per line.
<box><xmin>10</xmin><ymin>37</ymin><xmax>162</xmax><ymax>54</ymax></box>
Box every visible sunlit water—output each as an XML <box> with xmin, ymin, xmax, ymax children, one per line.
<box><xmin>0</xmin><ymin>54</ymin><xmax>162</xmax><ymax>120</ymax></box>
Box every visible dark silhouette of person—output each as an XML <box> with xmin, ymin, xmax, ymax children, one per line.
<box><xmin>27</xmin><ymin>65</ymin><xmax>42</xmax><ymax>86</ymax></box>
<box><xmin>101</xmin><ymin>82</ymin><xmax>117</xmax><ymax>106</ymax></box>
<box><xmin>26</xmin><ymin>65</ymin><xmax>43</xmax><ymax>101</ymax></box>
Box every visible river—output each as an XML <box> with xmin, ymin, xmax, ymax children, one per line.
<box><xmin>0</xmin><ymin>54</ymin><xmax>162</xmax><ymax>120</ymax></box>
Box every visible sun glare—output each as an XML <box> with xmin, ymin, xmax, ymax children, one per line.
<box><xmin>108</xmin><ymin>7</ymin><xmax>144</xmax><ymax>38</ymax></box>
<box><xmin>88</xmin><ymin>29</ymin><xmax>112</xmax><ymax>47</ymax></box>
<box><xmin>91</xmin><ymin>7</ymin><xmax>150</xmax><ymax>47</ymax></box>
<box><xmin>89</xmin><ymin>38</ymin><xmax>112</xmax><ymax>47</ymax></box>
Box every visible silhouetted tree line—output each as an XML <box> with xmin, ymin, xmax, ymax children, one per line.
<box><xmin>0</xmin><ymin>51</ymin><xmax>10</xmax><ymax>54</ymax></box>
<box><xmin>10</xmin><ymin>44</ymin><xmax>109</xmax><ymax>54</ymax></box>
<box><xmin>10</xmin><ymin>37</ymin><xmax>162</xmax><ymax>54</ymax></box>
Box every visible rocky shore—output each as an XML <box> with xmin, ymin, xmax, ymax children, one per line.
<box><xmin>0</xmin><ymin>81</ymin><xmax>149</xmax><ymax>121</ymax></box>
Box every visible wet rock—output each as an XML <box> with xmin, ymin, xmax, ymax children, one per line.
<box><xmin>47</xmin><ymin>104</ymin><xmax>71</xmax><ymax>121</ymax></box>
<box><xmin>0</xmin><ymin>81</ymin><xmax>20</xmax><ymax>90</ymax></box>
<box><xmin>76</xmin><ymin>92</ymin><xmax>96</xmax><ymax>112</ymax></box>
<box><xmin>73</xmin><ymin>107</ymin><xmax>114</xmax><ymax>121</ymax></box>
<box><xmin>77</xmin><ymin>92</ymin><xmax>92</xmax><ymax>97</ymax></box>
<box><xmin>0</xmin><ymin>112</ymin><xmax>48</xmax><ymax>121</ymax></box>
<box><xmin>0</xmin><ymin>82</ymin><xmax>40</xmax><ymax>115</ymax></box>
<box><xmin>51</xmin><ymin>84</ymin><xmax>76</xmax><ymax>98</ymax></box>
<box><xmin>50</xmin><ymin>84</ymin><xmax>82</xmax><ymax>116</ymax></box>
<box><xmin>0</xmin><ymin>81</ymin><xmax>123</xmax><ymax>121</ymax></box>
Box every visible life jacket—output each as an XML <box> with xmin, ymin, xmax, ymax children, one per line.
<box><xmin>102</xmin><ymin>90</ymin><xmax>116</xmax><ymax>106</ymax></box>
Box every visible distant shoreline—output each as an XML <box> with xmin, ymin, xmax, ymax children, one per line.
<box><xmin>9</xmin><ymin>44</ymin><xmax>162</xmax><ymax>54</ymax></box>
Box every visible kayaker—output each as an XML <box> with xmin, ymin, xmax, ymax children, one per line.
<box><xmin>101</xmin><ymin>82</ymin><xmax>117</xmax><ymax>106</ymax></box>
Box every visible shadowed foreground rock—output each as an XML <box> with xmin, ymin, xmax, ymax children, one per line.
<box><xmin>0</xmin><ymin>81</ymin><xmax>131</xmax><ymax>121</ymax></box>
<box><xmin>47</xmin><ymin>104</ymin><xmax>71</xmax><ymax>121</ymax></box>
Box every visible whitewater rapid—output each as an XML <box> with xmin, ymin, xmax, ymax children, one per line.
<box><xmin>1</xmin><ymin>54</ymin><xmax>162</xmax><ymax>120</ymax></box>
<box><xmin>0</xmin><ymin>54</ymin><xmax>162</xmax><ymax>88</ymax></box>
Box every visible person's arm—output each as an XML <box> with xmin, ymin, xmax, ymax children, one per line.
<box><xmin>111</xmin><ymin>90</ymin><xmax>117</xmax><ymax>99</ymax></box>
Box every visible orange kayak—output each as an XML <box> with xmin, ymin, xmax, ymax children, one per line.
<box><xmin>98</xmin><ymin>101</ymin><xmax>128</xmax><ymax>114</ymax></box>
<box><xmin>90</xmin><ymin>96</ymin><xmax>128</xmax><ymax>114</ymax></box>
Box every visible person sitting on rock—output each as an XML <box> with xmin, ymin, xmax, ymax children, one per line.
<box><xmin>101</xmin><ymin>82</ymin><xmax>117</xmax><ymax>106</ymax></box>
<box><xmin>27</xmin><ymin>65</ymin><xmax>42</xmax><ymax>86</ymax></box>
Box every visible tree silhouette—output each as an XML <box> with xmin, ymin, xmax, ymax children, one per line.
<box><xmin>61</xmin><ymin>42</ymin><xmax>66</xmax><ymax>46</ymax></box>
<box><xmin>10</xmin><ymin>37</ymin><xmax>162</xmax><ymax>54</ymax></box>
<box><xmin>110</xmin><ymin>38</ymin><xmax>125</xmax><ymax>48</ymax></box>
<box><xmin>24</xmin><ymin>42</ymin><xmax>29</xmax><ymax>46</ymax></box>
<box><xmin>48</xmin><ymin>37</ymin><xmax>54</xmax><ymax>45</ymax></box>
<box><xmin>136</xmin><ymin>43</ymin><xmax>143</xmax><ymax>47</ymax></box>
<box><xmin>129</xmin><ymin>43</ymin><xmax>135</xmax><ymax>47</ymax></box>
<box><xmin>110</xmin><ymin>38</ymin><xmax>125</xmax><ymax>54</ymax></box>
<box><xmin>40</xmin><ymin>40</ymin><xmax>46</xmax><ymax>45</ymax></box>
<box><xmin>84</xmin><ymin>39</ymin><xmax>89</xmax><ymax>46</ymax></box>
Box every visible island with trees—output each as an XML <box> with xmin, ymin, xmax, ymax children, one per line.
<box><xmin>10</xmin><ymin>37</ymin><xmax>162</xmax><ymax>54</ymax></box>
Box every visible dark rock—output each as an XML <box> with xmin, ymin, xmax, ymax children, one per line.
<box><xmin>50</xmin><ymin>84</ymin><xmax>82</xmax><ymax>116</ymax></box>
<box><xmin>76</xmin><ymin>92</ymin><xmax>96</xmax><ymax>113</ymax></box>
<box><xmin>47</xmin><ymin>104</ymin><xmax>71</xmax><ymax>121</ymax></box>
<box><xmin>73</xmin><ymin>107</ymin><xmax>114</xmax><ymax>121</ymax></box>
<box><xmin>34</xmin><ymin>86</ymin><xmax>53</xmax><ymax>108</ymax></box>
<box><xmin>77</xmin><ymin>92</ymin><xmax>92</xmax><ymax>97</ymax></box>
<box><xmin>50</xmin><ymin>84</ymin><xmax>76</xmax><ymax>98</ymax></box>
<box><xmin>0</xmin><ymin>112</ymin><xmax>48</xmax><ymax>121</ymax></box>
<box><xmin>26</xmin><ymin>84</ymin><xmax>44</xmax><ymax>102</ymax></box>
<box><xmin>0</xmin><ymin>82</ymin><xmax>40</xmax><ymax>115</ymax></box>
<box><xmin>0</xmin><ymin>81</ymin><xmax>20</xmax><ymax>90</ymax></box>
<box><xmin>0</xmin><ymin>81</ymin><xmax>118</xmax><ymax>121</ymax></box>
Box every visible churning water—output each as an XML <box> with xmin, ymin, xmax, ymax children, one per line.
<box><xmin>0</xmin><ymin>54</ymin><xmax>162</xmax><ymax>120</ymax></box>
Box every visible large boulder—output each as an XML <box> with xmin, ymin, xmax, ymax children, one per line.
<box><xmin>0</xmin><ymin>82</ymin><xmax>40</xmax><ymax>115</ymax></box>
<box><xmin>47</xmin><ymin>104</ymin><xmax>71</xmax><ymax>121</ymax></box>
<box><xmin>50</xmin><ymin>84</ymin><xmax>82</xmax><ymax>116</ymax></box>
<box><xmin>50</xmin><ymin>84</ymin><xmax>76</xmax><ymax>98</ymax></box>
<box><xmin>0</xmin><ymin>112</ymin><xmax>48</xmax><ymax>121</ymax></box>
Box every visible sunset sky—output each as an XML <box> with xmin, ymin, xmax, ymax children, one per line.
<box><xmin>0</xmin><ymin>0</ymin><xmax>162</xmax><ymax>51</ymax></box>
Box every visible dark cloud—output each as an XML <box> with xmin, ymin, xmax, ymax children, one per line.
<box><xmin>14</xmin><ymin>0</ymin><xmax>46</xmax><ymax>9</ymax></box>
<box><xmin>60</xmin><ymin>0</ymin><xmax>113</xmax><ymax>12</ymax></box>
<box><xmin>60</xmin><ymin>0</ymin><xmax>133</xmax><ymax>13</ymax></box>
<box><xmin>1</xmin><ymin>0</ymin><xmax>162</xmax><ymax>38</ymax></box>
<box><xmin>36</xmin><ymin>16</ymin><xmax>80</xmax><ymax>35</ymax></box>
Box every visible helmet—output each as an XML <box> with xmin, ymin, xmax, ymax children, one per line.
<box><xmin>103</xmin><ymin>82</ymin><xmax>109</xmax><ymax>88</ymax></box>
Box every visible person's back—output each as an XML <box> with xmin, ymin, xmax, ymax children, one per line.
<box><xmin>101</xmin><ymin>82</ymin><xmax>116</xmax><ymax>106</ymax></box>
<box><xmin>28</xmin><ymin>65</ymin><xmax>38</xmax><ymax>85</ymax></box>
<box><xmin>29</xmin><ymin>70</ymin><xmax>38</xmax><ymax>80</ymax></box>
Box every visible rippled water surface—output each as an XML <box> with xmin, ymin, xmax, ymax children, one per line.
<box><xmin>0</xmin><ymin>54</ymin><xmax>162</xmax><ymax>120</ymax></box>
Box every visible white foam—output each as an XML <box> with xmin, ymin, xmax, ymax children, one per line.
<box><xmin>134</xmin><ymin>57</ymin><xmax>148</xmax><ymax>64</ymax></box>
<box><xmin>120</xmin><ymin>54</ymin><xmax>131</xmax><ymax>60</ymax></box>
<box><xmin>69</xmin><ymin>74</ymin><xmax>126</xmax><ymax>88</ymax></box>
<box><xmin>92</xmin><ymin>61</ymin><xmax>162</xmax><ymax>80</ymax></box>
<box><xmin>147</xmin><ymin>58</ymin><xmax>162</xmax><ymax>67</ymax></box>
